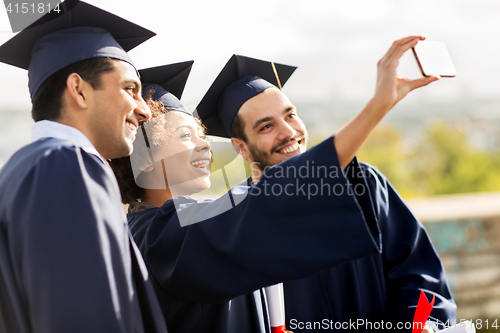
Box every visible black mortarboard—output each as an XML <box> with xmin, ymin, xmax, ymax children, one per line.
<box><xmin>139</xmin><ymin>61</ymin><xmax>194</xmax><ymax>115</ymax></box>
<box><xmin>196</xmin><ymin>54</ymin><xmax>297</xmax><ymax>138</ymax></box>
<box><xmin>0</xmin><ymin>0</ymin><xmax>155</xmax><ymax>100</ymax></box>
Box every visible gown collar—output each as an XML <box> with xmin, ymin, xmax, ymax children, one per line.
<box><xmin>31</xmin><ymin>120</ymin><xmax>105</xmax><ymax>163</ymax></box>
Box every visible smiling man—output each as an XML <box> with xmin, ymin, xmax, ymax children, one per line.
<box><xmin>197</xmin><ymin>37</ymin><xmax>456</xmax><ymax>332</ymax></box>
<box><xmin>0</xmin><ymin>1</ymin><xmax>167</xmax><ymax>332</ymax></box>
<box><xmin>232</xmin><ymin>85</ymin><xmax>308</xmax><ymax>175</ymax></box>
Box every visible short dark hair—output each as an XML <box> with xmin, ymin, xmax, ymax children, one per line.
<box><xmin>231</xmin><ymin>111</ymin><xmax>248</xmax><ymax>142</ymax></box>
<box><xmin>31</xmin><ymin>57</ymin><xmax>117</xmax><ymax>122</ymax></box>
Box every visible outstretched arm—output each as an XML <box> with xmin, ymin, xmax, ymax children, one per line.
<box><xmin>334</xmin><ymin>35</ymin><xmax>440</xmax><ymax>168</ymax></box>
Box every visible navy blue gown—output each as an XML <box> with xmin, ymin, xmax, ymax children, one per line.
<box><xmin>0</xmin><ymin>138</ymin><xmax>167</xmax><ymax>333</ymax></box>
<box><xmin>283</xmin><ymin>160</ymin><xmax>456</xmax><ymax>332</ymax></box>
<box><xmin>127</xmin><ymin>138</ymin><xmax>382</xmax><ymax>333</ymax></box>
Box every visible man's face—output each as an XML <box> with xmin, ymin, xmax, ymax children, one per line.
<box><xmin>235</xmin><ymin>87</ymin><xmax>308</xmax><ymax>170</ymax></box>
<box><xmin>87</xmin><ymin>60</ymin><xmax>151</xmax><ymax>159</ymax></box>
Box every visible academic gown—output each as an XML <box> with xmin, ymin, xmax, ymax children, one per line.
<box><xmin>0</xmin><ymin>137</ymin><xmax>167</xmax><ymax>333</ymax></box>
<box><xmin>283</xmin><ymin>160</ymin><xmax>457</xmax><ymax>332</ymax></box>
<box><xmin>127</xmin><ymin>137</ymin><xmax>382</xmax><ymax>333</ymax></box>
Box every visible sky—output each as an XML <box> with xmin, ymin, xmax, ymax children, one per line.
<box><xmin>1</xmin><ymin>0</ymin><xmax>500</xmax><ymax>166</ymax></box>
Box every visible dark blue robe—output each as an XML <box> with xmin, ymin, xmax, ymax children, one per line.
<box><xmin>127</xmin><ymin>137</ymin><xmax>382</xmax><ymax>333</ymax></box>
<box><xmin>284</xmin><ymin>160</ymin><xmax>456</xmax><ymax>332</ymax></box>
<box><xmin>0</xmin><ymin>137</ymin><xmax>167</xmax><ymax>333</ymax></box>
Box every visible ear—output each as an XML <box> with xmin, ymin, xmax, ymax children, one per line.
<box><xmin>65</xmin><ymin>73</ymin><xmax>90</xmax><ymax>110</ymax></box>
<box><xmin>231</xmin><ymin>137</ymin><xmax>251</xmax><ymax>160</ymax></box>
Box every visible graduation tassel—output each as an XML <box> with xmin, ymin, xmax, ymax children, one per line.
<box><xmin>265</xmin><ymin>284</ymin><xmax>289</xmax><ymax>333</ymax></box>
<box><xmin>210</xmin><ymin>152</ymin><xmax>231</xmax><ymax>192</ymax></box>
<box><xmin>270</xmin><ymin>62</ymin><xmax>283</xmax><ymax>90</ymax></box>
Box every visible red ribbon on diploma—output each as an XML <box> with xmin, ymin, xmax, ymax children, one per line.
<box><xmin>412</xmin><ymin>290</ymin><xmax>435</xmax><ymax>333</ymax></box>
<box><xmin>271</xmin><ymin>324</ymin><xmax>288</xmax><ymax>333</ymax></box>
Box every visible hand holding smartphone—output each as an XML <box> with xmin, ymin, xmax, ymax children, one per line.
<box><xmin>412</xmin><ymin>40</ymin><xmax>457</xmax><ymax>77</ymax></box>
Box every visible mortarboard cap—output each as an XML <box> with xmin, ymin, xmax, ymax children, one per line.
<box><xmin>0</xmin><ymin>0</ymin><xmax>155</xmax><ymax>100</ymax></box>
<box><xmin>196</xmin><ymin>54</ymin><xmax>297</xmax><ymax>138</ymax></box>
<box><xmin>137</xmin><ymin>61</ymin><xmax>239</xmax><ymax>176</ymax></box>
<box><xmin>139</xmin><ymin>61</ymin><xmax>194</xmax><ymax>115</ymax></box>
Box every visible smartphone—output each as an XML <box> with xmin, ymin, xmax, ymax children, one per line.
<box><xmin>412</xmin><ymin>40</ymin><xmax>456</xmax><ymax>77</ymax></box>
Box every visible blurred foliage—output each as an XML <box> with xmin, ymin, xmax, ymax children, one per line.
<box><xmin>200</xmin><ymin>119</ymin><xmax>500</xmax><ymax>199</ymax></box>
<box><xmin>348</xmin><ymin>120</ymin><xmax>500</xmax><ymax>198</ymax></box>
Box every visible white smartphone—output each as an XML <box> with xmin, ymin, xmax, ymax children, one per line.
<box><xmin>412</xmin><ymin>40</ymin><xmax>457</xmax><ymax>77</ymax></box>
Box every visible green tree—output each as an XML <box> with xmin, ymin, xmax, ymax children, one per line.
<box><xmin>356</xmin><ymin>121</ymin><xmax>500</xmax><ymax>197</ymax></box>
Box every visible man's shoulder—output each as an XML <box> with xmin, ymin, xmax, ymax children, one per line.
<box><xmin>1</xmin><ymin>138</ymin><xmax>71</xmax><ymax>173</ymax></box>
<box><xmin>0</xmin><ymin>138</ymin><xmax>104</xmax><ymax>194</ymax></box>
<box><xmin>5</xmin><ymin>136</ymin><xmax>78</xmax><ymax>161</ymax></box>
<box><xmin>356</xmin><ymin>161</ymin><xmax>388</xmax><ymax>183</ymax></box>
<box><xmin>0</xmin><ymin>138</ymin><xmax>120</xmax><ymax>222</ymax></box>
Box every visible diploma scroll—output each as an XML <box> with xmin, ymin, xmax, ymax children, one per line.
<box><xmin>264</xmin><ymin>283</ymin><xmax>289</xmax><ymax>333</ymax></box>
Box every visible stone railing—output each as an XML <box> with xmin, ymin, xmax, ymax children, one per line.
<box><xmin>407</xmin><ymin>192</ymin><xmax>500</xmax><ymax>325</ymax></box>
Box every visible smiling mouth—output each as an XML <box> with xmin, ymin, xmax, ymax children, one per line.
<box><xmin>191</xmin><ymin>159</ymin><xmax>211</xmax><ymax>173</ymax></box>
<box><xmin>126</xmin><ymin>121</ymin><xmax>138</xmax><ymax>133</ymax></box>
<box><xmin>275</xmin><ymin>135</ymin><xmax>305</xmax><ymax>154</ymax></box>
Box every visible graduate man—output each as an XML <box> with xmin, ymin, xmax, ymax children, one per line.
<box><xmin>0</xmin><ymin>1</ymin><xmax>167</xmax><ymax>332</ymax></box>
<box><xmin>197</xmin><ymin>36</ymin><xmax>456</xmax><ymax>332</ymax></box>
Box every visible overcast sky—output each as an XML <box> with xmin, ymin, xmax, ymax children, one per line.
<box><xmin>1</xmin><ymin>0</ymin><xmax>499</xmax><ymax>164</ymax></box>
<box><xmin>2</xmin><ymin>0</ymin><xmax>500</xmax><ymax>107</ymax></box>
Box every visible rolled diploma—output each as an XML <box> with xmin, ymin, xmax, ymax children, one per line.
<box><xmin>265</xmin><ymin>283</ymin><xmax>288</xmax><ymax>333</ymax></box>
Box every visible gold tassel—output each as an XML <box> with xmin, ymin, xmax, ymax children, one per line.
<box><xmin>270</xmin><ymin>61</ymin><xmax>282</xmax><ymax>90</ymax></box>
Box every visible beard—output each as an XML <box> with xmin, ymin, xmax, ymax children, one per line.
<box><xmin>246</xmin><ymin>131</ymin><xmax>308</xmax><ymax>171</ymax></box>
<box><xmin>246</xmin><ymin>143</ymin><xmax>275</xmax><ymax>171</ymax></box>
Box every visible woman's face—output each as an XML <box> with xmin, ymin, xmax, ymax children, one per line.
<box><xmin>149</xmin><ymin>111</ymin><xmax>211</xmax><ymax>196</ymax></box>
